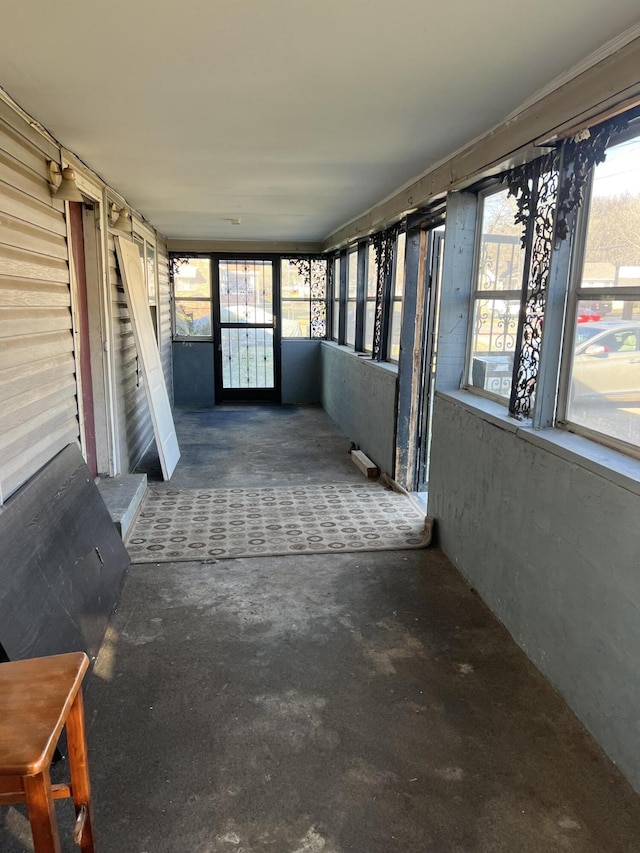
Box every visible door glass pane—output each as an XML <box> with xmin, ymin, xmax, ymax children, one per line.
<box><xmin>221</xmin><ymin>327</ymin><xmax>274</xmax><ymax>389</ymax></box>
<box><xmin>219</xmin><ymin>260</ymin><xmax>272</xmax><ymax>323</ymax></box>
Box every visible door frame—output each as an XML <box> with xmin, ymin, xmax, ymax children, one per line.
<box><xmin>212</xmin><ymin>253</ymin><xmax>282</xmax><ymax>403</ymax></box>
<box><xmin>414</xmin><ymin>228</ymin><xmax>445</xmax><ymax>492</ymax></box>
<box><xmin>63</xmin><ymin>152</ymin><xmax>118</xmax><ymax>476</ymax></box>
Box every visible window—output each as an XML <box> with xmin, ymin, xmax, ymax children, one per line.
<box><xmin>281</xmin><ymin>258</ymin><xmax>328</xmax><ymax>338</ymax></box>
<box><xmin>363</xmin><ymin>243</ymin><xmax>377</xmax><ymax>352</ymax></box>
<box><xmin>561</xmin><ymin>131</ymin><xmax>640</xmax><ymax>455</ymax></box>
<box><xmin>346</xmin><ymin>249</ymin><xmax>357</xmax><ymax>347</ymax></box>
<box><xmin>135</xmin><ymin>234</ymin><xmax>159</xmax><ymax>340</ymax></box>
<box><xmin>388</xmin><ymin>231</ymin><xmax>406</xmax><ymax>362</ymax></box>
<box><xmin>468</xmin><ymin>187</ymin><xmax>527</xmax><ymax>401</ymax></box>
<box><xmin>173</xmin><ymin>257</ymin><xmax>212</xmax><ymax>337</ymax></box>
<box><xmin>332</xmin><ymin>256</ymin><xmax>340</xmax><ymax>341</ymax></box>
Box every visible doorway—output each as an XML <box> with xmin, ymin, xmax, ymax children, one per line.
<box><xmin>69</xmin><ymin>201</ymin><xmax>98</xmax><ymax>476</ymax></box>
<box><xmin>213</xmin><ymin>258</ymin><xmax>281</xmax><ymax>403</ymax></box>
<box><xmin>414</xmin><ymin>227</ymin><xmax>445</xmax><ymax>493</ymax></box>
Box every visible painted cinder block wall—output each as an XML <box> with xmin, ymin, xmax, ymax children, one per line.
<box><xmin>320</xmin><ymin>343</ymin><xmax>397</xmax><ymax>476</ymax></box>
<box><xmin>429</xmin><ymin>393</ymin><xmax>640</xmax><ymax>788</ymax></box>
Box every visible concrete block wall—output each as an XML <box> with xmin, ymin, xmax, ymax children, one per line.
<box><xmin>320</xmin><ymin>343</ymin><xmax>397</xmax><ymax>476</ymax></box>
<box><xmin>429</xmin><ymin>392</ymin><xmax>640</xmax><ymax>788</ymax></box>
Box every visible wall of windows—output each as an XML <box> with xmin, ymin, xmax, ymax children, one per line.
<box><xmin>560</xmin><ymin>131</ymin><xmax>640</xmax><ymax>455</ymax></box>
<box><xmin>329</xmin><ymin>230</ymin><xmax>407</xmax><ymax>363</ymax></box>
<box><xmin>462</xmin><ymin>119</ymin><xmax>640</xmax><ymax>459</ymax></box>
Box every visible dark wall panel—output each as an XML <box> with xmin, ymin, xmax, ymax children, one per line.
<box><xmin>0</xmin><ymin>443</ymin><xmax>130</xmax><ymax>662</ymax></box>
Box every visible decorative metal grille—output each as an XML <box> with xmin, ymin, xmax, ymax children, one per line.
<box><xmin>371</xmin><ymin>226</ymin><xmax>398</xmax><ymax>360</ymax></box>
<box><xmin>506</xmin><ymin>160</ymin><xmax>558</xmax><ymax>417</ymax></box>
<box><xmin>500</xmin><ymin>111</ymin><xmax>631</xmax><ymax>418</ymax></box>
<box><xmin>282</xmin><ymin>256</ymin><xmax>328</xmax><ymax>338</ymax></box>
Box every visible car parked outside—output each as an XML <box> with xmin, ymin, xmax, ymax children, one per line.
<box><xmin>570</xmin><ymin>322</ymin><xmax>640</xmax><ymax>403</ymax></box>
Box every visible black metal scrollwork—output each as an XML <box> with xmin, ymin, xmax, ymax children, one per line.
<box><xmin>502</xmin><ymin>111</ymin><xmax>631</xmax><ymax>418</ymax></box>
<box><xmin>371</xmin><ymin>226</ymin><xmax>398</xmax><ymax>360</ymax></box>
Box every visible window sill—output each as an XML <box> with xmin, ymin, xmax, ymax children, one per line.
<box><xmin>438</xmin><ymin>389</ymin><xmax>640</xmax><ymax>497</ymax></box>
<box><xmin>321</xmin><ymin>341</ymin><xmax>399</xmax><ymax>375</ymax></box>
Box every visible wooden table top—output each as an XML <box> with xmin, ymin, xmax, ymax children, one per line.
<box><xmin>0</xmin><ymin>652</ymin><xmax>89</xmax><ymax>776</ymax></box>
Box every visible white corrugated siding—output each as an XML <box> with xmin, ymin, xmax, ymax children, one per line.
<box><xmin>0</xmin><ymin>111</ymin><xmax>79</xmax><ymax>502</ymax></box>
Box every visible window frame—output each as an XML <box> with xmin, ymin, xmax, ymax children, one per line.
<box><xmin>465</xmin><ymin>182</ymin><xmax>529</xmax><ymax>406</ymax></box>
<box><xmin>387</xmin><ymin>229</ymin><xmax>407</xmax><ymax>364</ymax></box>
<box><xmin>279</xmin><ymin>256</ymin><xmax>329</xmax><ymax>339</ymax></box>
<box><xmin>556</xmin><ymin>126</ymin><xmax>640</xmax><ymax>460</ymax></box>
<box><xmin>171</xmin><ymin>254</ymin><xmax>214</xmax><ymax>341</ymax></box>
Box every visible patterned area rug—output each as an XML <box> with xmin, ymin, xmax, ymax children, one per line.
<box><xmin>127</xmin><ymin>483</ymin><xmax>430</xmax><ymax>563</ymax></box>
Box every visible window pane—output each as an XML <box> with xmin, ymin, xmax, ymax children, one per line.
<box><xmin>346</xmin><ymin>300</ymin><xmax>356</xmax><ymax>346</ymax></box>
<box><xmin>367</xmin><ymin>245</ymin><xmax>377</xmax><ymax>298</ymax></box>
<box><xmin>174</xmin><ymin>258</ymin><xmax>211</xmax><ymax>298</ymax></box>
<box><xmin>364</xmin><ymin>302</ymin><xmax>376</xmax><ymax>352</ymax></box>
<box><xmin>348</xmin><ymin>250</ymin><xmax>358</xmax><ymax>298</ymax></box>
<box><xmin>581</xmin><ymin>135</ymin><xmax>640</xmax><ymax>289</ymax></box>
<box><xmin>389</xmin><ymin>301</ymin><xmax>402</xmax><ymax>361</ymax></box>
<box><xmin>281</xmin><ymin>300</ymin><xmax>308</xmax><ymax>337</ymax></box>
<box><xmin>469</xmin><ymin>297</ymin><xmax>520</xmax><ymax>399</ymax></box>
<box><xmin>146</xmin><ymin>243</ymin><xmax>156</xmax><ymax>304</ymax></box>
<box><xmin>310</xmin><ymin>301</ymin><xmax>326</xmax><ymax>338</ymax></box>
<box><xmin>566</xmin><ymin>299</ymin><xmax>640</xmax><ymax>448</ymax></box>
<box><xmin>281</xmin><ymin>259</ymin><xmax>309</xmax><ymax>298</ymax></box>
<box><xmin>175</xmin><ymin>299</ymin><xmax>211</xmax><ymax>337</ymax></box>
<box><xmin>477</xmin><ymin>190</ymin><xmax>526</xmax><ymax>292</ymax></box>
<box><xmin>310</xmin><ymin>259</ymin><xmax>328</xmax><ymax>299</ymax></box>
<box><xmin>394</xmin><ymin>232</ymin><xmax>406</xmax><ymax>297</ymax></box>
<box><xmin>332</xmin><ymin>300</ymin><xmax>339</xmax><ymax>340</ymax></box>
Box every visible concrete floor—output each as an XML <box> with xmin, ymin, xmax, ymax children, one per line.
<box><xmin>3</xmin><ymin>405</ymin><xmax>640</xmax><ymax>852</ymax></box>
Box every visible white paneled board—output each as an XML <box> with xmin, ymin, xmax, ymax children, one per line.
<box><xmin>115</xmin><ymin>236</ymin><xmax>180</xmax><ymax>479</ymax></box>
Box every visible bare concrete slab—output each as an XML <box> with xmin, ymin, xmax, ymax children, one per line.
<box><xmin>3</xmin><ymin>406</ymin><xmax>640</xmax><ymax>852</ymax></box>
<box><xmin>78</xmin><ymin>553</ymin><xmax>640</xmax><ymax>850</ymax></box>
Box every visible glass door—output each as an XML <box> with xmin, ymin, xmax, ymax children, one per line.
<box><xmin>214</xmin><ymin>258</ymin><xmax>280</xmax><ymax>402</ymax></box>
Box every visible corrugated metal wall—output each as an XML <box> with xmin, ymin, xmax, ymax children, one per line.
<box><xmin>0</xmin><ymin>99</ymin><xmax>172</xmax><ymax>503</ymax></box>
<box><xmin>0</xmin><ymin>107</ymin><xmax>79</xmax><ymax>503</ymax></box>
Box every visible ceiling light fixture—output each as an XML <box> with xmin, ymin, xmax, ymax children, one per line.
<box><xmin>47</xmin><ymin>161</ymin><xmax>84</xmax><ymax>202</ymax></box>
<box><xmin>110</xmin><ymin>205</ymin><xmax>132</xmax><ymax>233</ymax></box>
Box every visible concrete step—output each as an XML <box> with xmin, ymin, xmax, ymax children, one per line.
<box><xmin>96</xmin><ymin>474</ymin><xmax>147</xmax><ymax>540</ymax></box>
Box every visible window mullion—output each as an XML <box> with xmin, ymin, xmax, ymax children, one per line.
<box><xmin>355</xmin><ymin>242</ymin><xmax>366</xmax><ymax>352</ymax></box>
<box><xmin>533</xmin><ymin>145</ymin><xmax>575</xmax><ymax>428</ymax></box>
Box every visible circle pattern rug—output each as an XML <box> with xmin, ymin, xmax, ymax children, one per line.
<box><xmin>127</xmin><ymin>483</ymin><xmax>430</xmax><ymax>563</ymax></box>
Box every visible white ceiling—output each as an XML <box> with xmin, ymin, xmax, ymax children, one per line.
<box><xmin>1</xmin><ymin>1</ymin><xmax>639</xmax><ymax>242</ymax></box>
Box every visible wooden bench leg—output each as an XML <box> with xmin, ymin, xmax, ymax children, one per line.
<box><xmin>23</xmin><ymin>770</ymin><xmax>61</xmax><ymax>853</ymax></box>
<box><xmin>66</xmin><ymin>689</ymin><xmax>96</xmax><ymax>853</ymax></box>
